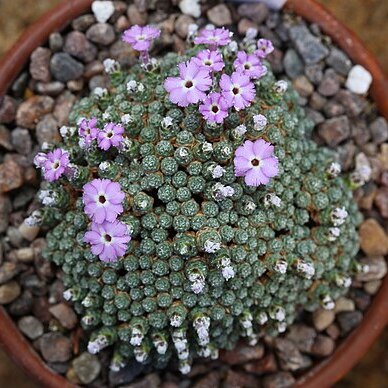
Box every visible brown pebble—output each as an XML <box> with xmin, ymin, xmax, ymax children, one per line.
<box><xmin>40</xmin><ymin>332</ymin><xmax>72</xmax><ymax>362</ymax></box>
<box><xmin>359</xmin><ymin>219</ymin><xmax>388</xmax><ymax>256</ymax></box>
<box><xmin>243</xmin><ymin>352</ymin><xmax>278</xmax><ymax>375</ymax></box>
<box><xmin>263</xmin><ymin>372</ymin><xmax>296</xmax><ymax>388</ymax></box>
<box><xmin>49</xmin><ymin>303</ymin><xmax>78</xmax><ymax>330</ymax></box>
<box><xmin>223</xmin><ymin>369</ymin><xmax>258</xmax><ymax>388</ymax></box>
<box><xmin>220</xmin><ymin>343</ymin><xmax>264</xmax><ymax>365</ymax></box>
<box><xmin>16</xmin><ymin>95</ymin><xmax>54</xmax><ymax>129</ymax></box>
<box><xmin>310</xmin><ymin>334</ymin><xmax>335</xmax><ymax>357</ymax></box>
<box><xmin>0</xmin><ymin>160</ymin><xmax>24</xmax><ymax>193</ymax></box>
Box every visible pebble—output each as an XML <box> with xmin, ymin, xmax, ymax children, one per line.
<box><xmin>375</xmin><ymin>188</ymin><xmax>388</xmax><ymax>218</ymax></box>
<box><xmin>292</xmin><ymin>75</ymin><xmax>314</xmax><ymax>97</ymax></box>
<box><xmin>326</xmin><ymin>47</ymin><xmax>352</xmax><ymax>76</ymax></box>
<box><xmin>334</xmin><ymin>297</ymin><xmax>355</xmax><ymax>313</ymax></box>
<box><xmin>238</xmin><ymin>3</ymin><xmax>270</xmax><ymax>24</ymax></box>
<box><xmin>14</xmin><ymin>247</ymin><xmax>35</xmax><ymax>263</ymax></box>
<box><xmin>326</xmin><ymin>323</ymin><xmax>341</xmax><ymax>340</ymax></box>
<box><xmin>237</xmin><ymin>18</ymin><xmax>259</xmax><ymax>36</ymax></box>
<box><xmin>350</xmin><ymin>288</ymin><xmax>371</xmax><ymax>311</ymax></box>
<box><xmin>359</xmin><ymin>218</ymin><xmax>388</xmax><ymax>256</ymax></box>
<box><xmin>92</xmin><ymin>1</ymin><xmax>115</xmax><ymax>23</ymax></box>
<box><xmin>207</xmin><ymin>4</ymin><xmax>232</xmax><ymax>26</ymax></box>
<box><xmin>0</xmin><ymin>262</ymin><xmax>21</xmax><ymax>285</ymax></box>
<box><xmin>175</xmin><ymin>15</ymin><xmax>195</xmax><ymax>39</ymax></box>
<box><xmin>0</xmin><ymin>194</ymin><xmax>12</xmax><ymax>233</ymax></box>
<box><xmin>356</xmin><ymin>256</ymin><xmax>387</xmax><ymax>282</ymax></box>
<box><xmin>86</xmin><ymin>23</ymin><xmax>116</xmax><ymax>45</ymax></box>
<box><xmin>335</xmin><ymin>89</ymin><xmax>366</xmax><ymax>117</ymax></box>
<box><xmin>53</xmin><ymin>91</ymin><xmax>76</xmax><ymax>126</ymax></box>
<box><xmin>9</xmin><ymin>290</ymin><xmax>33</xmax><ymax>316</ymax></box>
<box><xmin>0</xmin><ymin>125</ymin><xmax>13</xmax><ymax>150</ymax></box>
<box><xmin>364</xmin><ymin>280</ymin><xmax>382</xmax><ymax>295</ymax></box>
<box><xmin>64</xmin><ymin>31</ymin><xmax>97</xmax><ymax>63</ymax></box>
<box><xmin>337</xmin><ymin>311</ymin><xmax>363</xmax><ymax>335</ymax></box>
<box><xmin>223</xmin><ymin>370</ymin><xmax>258</xmax><ymax>388</ymax></box>
<box><xmin>50</xmin><ymin>53</ymin><xmax>85</xmax><ymax>83</ymax></box>
<box><xmin>346</xmin><ymin>65</ymin><xmax>373</xmax><ymax>95</ymax></box>
<box><xmin>312</xmin><ymin>308</ymin><xmax>335</xmax><ymax>331</ymax></box>
<box><xmin>286</xmin><ymin>324</ymin><xmax>316</xmax><ymax>353</ymax></box>
<box><xmin>289</xmin><ymin>24</ymin><xmax>329</xmax><ymax>65</ymax></box>
<box><xmin>11</xmin><ymin>128</ymin><xmax>32</xmax><ymax>155</ymax></box>
<box><xmin>0</xmin><ymin>96</ymin><xmax>17</xmax><ymax>124</ymax></box>
<box><xmin>274</xmin><ymin>338</ymin><xmax>312</xmax><ymax>371</ymax></box>
<box><xmin>243</xmin><ymin>353</ymin><xmax>278</xmax><ymax>375</ymax></box>
<box><xmin>29</xmin><ymin>47</ymin><xmax>52</xmax><ymax>83</ymax></box>
<box><xmin>40</xmin><ymin>332</ymin><xmax>72</xmax><ymax>362</ymax></box>
<box><xmin>7</xmin><ymin>226</ymin><xmax>24</xmax><ymax>247</ymax></box>
<box><xmin>19</xmin><ymin>221</ymin><xmax>40</xmax><ymax>242</ymax></box>
<box><xmin>318</xmin><ymin>68</ymin><xmax>341</xmax><ymax>97</ymax></box>
<box><xmin>72</xmin><ymin>14</ymin><xmax>96</xmax><ymax>32</ymax></box>
<box><xmin>35</xmin><ymin>81</ymin><xmax>65</xmax><ymax>96</ymax></box>
<box><xmin>72</xmin><ymin>352</ymin><xmax>101</xmax><ymax>384</ymax></box>
<box><xmin>220</xmin><ymin>343</ymin><xmax>264</xmax><ymax>365</ymax></box>
<box><xmin>17</xmin><ymin>315</ymin><xmax>44</xmax><ymax>340</ymax></box>
<box><xmin>305</xmin><ymin>107</ymin><xmax>325</xmax><ymax>125</ymax></box>
<box><xmin>32</xmin><ymin>296</ymin><xmax>52</xmax><ymax>323</ymax></box>
<box><xmin>310</xmin><ymin>334</ymin><xmax>335</xmax><ymax>357</ymax></box>
<box><xmin>0</xmin><ymin>159</ymin><xmax>24</xmax><ymax>193</ymax></box>
<box><xmin>0</xmin><ymin>281</ymin><xmax>21</xmax><ymax>304</ymax></box>
<box><xmin>192</xmin><ymin>370</ymin><xmax>220</xmax><ymax>388</ymax></box>
<box><xmin>317</xmin><ymin>115</ymin><xmax>350</xmax><ymax>147</ymax></box>
<box><xmin>323</xmin><ymin>100</ymin><xmax>345</xmax><ymax>118</ymax></box>
<box><xmin>370</xmin><ymin>117</ymin><xmax>388</xmax><ymax>144</ymax></box>
<box><xmin>109</xmin><ymin>360</ymin><xmax>145</xmax><ymax>386</ymax></box>
<box><xmin>49</xmin><ymin>303</ymin><xmax>78</xmax><ymax>329</ymax></box>
<box><xmin>127</xmin><ymin>4</ymin><xmax>147</xmax><ymax>26</ymax></box>
<box><xmin>48</xmin><ymin>32</ymin><xmax>64</xmax><ymax>52</ymax></box>
<box><xmin>179</xmin><ymin>0</ymin><xmax>201</xmax><ymax>18</ymax></box>
<box><xmin>263</xmin><ymin>372</ymin><xmax>296</xmax><ymax>388</ymax></box>
<box><xmin>305</xmin><ymin>63</ymin><xmax>324</xmax><ymax>85</ymax></box>
<box><xmin>115</xmin><ymin>15</ymin><xmax>130</xmax><ymax>32</ymax></box>
<box><xmin>16</xmin><ymin>95</ymin><xmax>54</xmax><ymax>129</ymax></box>
<box><xmin>36</xmin><ymin>114</ymin><xmax>60</xmax><ymax>146</ymax></box>
<box><xmin>283</xmin><ymin>49</ymin><xmax>304</xmax><ymax>78</ymax></box>
<box><xmin>126</xmin><ymin>373</ymin><xmax>161</xmax><ymax>388</ymax></box>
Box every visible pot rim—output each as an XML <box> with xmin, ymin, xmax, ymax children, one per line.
<box><xmin>0</xmin><ymin>1</ymin><xmax>387</xmax><ymax>387</ymax></box>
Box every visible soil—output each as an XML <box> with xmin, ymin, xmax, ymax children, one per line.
<box><xmin>0</xmin><ymin>1</ymin><xmax>387</xmax><ymax>387</ymax></box>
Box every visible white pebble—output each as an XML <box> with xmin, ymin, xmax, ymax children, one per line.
<box><xmin>345</xmin><ymin>65</ymin><xmax>372</xmax><ymax>95</ymax></box>
<box><xmin>179</xmin><ymin>0</ymin><xmax>201</xmax><ymax>18</ymax></box>
<box><xmin>92</xmin><ymin>1</ymin><xmax>115</xmax><ymax>23</ymax></box>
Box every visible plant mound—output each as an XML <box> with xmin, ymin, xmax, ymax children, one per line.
<box><xmin>34</xmin><ymin>29</ymin><xmax>361</xmax><ymax>373</ymax></box>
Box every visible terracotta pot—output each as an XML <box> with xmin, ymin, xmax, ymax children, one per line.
<box><xmin>0</xmin><ymin>0</ymin><xmax>387</xmax><ymax>387</ymax></box>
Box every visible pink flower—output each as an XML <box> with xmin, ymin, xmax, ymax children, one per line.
<box><xmin>192</xmin><ymin>49</ymin><xmax>225</xmax><ymax>73</ymax></box>
<box><xmin>255</xmin><ymin>39</ymin><xmax>274</xmax><ymax>58</ymax></box>
<box><xmin>83</xmin><ymin>178</ymin><xmax>125</xmax><ymax>224</ymax></box>
<box><xmin>122</xmin><ymin>25</ymin><xmax>160</xmax><ymax>52</ymax></box>
<box><xmin>97</xmin><ymin>123</ymin><xmax>124</xmax><ymax>151</ymax></box>
<box><xmin>194</xmin><ymin>28</ymin><xmax>231</xmax><ymax>49</ymax></box>
<box><xmin>199</xmin><ymin>92</ymin><xmax>229</xmax><ymax>124</ymax></box>
<box><xmin>220</xmin><ymin>72</ymin><xmax>255</xmax><ymax>111</ymax></box>
<box><xmin>78</xmin><ymin>117</ymin><xmax>99</xmax><ymax>146</ymax></box>
<box><xmin>234</xmin><ymin>139</ymin><xmax>279</xmax><ymax>186</ymax></box>
<box><xmin>234</xmin><ymin>51</ymin><xmax>267</xmax><ymax>79</ymax></box>
<box><xmin>43</xmin><ymin>148</ymin><xmax>70</xmax><ymax>182</ymax></box>
<box><xmin>84</xmin><ymin>220</ymin><xmax>131</xmax><ymax>262</ymax></box>
<box><xmin>164</xmin><ymin>60</ymin><xmax>212</xmax><ymax>107</ymax></box>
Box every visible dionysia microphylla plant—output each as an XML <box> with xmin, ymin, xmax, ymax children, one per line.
<box><xmin>31</xmin><ymin>24</ymin><xmax>362</xmax><ymax>374</ymax></box>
